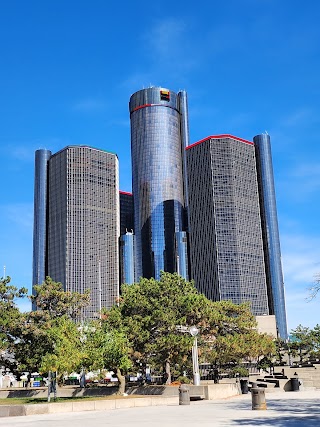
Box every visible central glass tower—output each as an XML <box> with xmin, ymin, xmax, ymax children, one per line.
<box><xmin>129</xmin><ymin>87</ymin><xmax>189</xmax><ymax>280</ymax></box>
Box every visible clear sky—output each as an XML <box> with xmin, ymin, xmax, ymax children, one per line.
<box><xmin>0</xmin><ymin>0</ymin><xmax>319</xmax><ymax>332</ymax></box>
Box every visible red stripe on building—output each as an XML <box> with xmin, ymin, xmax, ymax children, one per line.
<box><xmin>132</xmin><ymin>104</ymin><xmax>153</xmax><ymax>112</ymax></box>
<box><xmin>119</xmin><ymin>191</ymin><xmax>133</xmax><ymax>196</ymax></box>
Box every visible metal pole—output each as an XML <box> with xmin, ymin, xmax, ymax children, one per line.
<box><xmin>47</xmin><ymin>370</ymin><xmax>51</xmax><ymax>402</ymax></box>
<box><xmin>98</xmin><ymin>259</ymin><xmax>102</xmax><ymax>318</ymax></box>
<box><xmin>53</xmin><ymin>371</ymin><xmax>57</xmax><ymax>401</ymax></box>
<box><xmin>192</xmin><ymin>336</ymin><xmax>200</xmax><ymax>386</ymax></box>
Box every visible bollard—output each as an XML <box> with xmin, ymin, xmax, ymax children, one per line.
<box><xmin>179</xmin><ymin>384</ymin><xmax>190</xmax><ymax>405</ymax></box>
<box><xmin>290</xmin><ymin>377</ymin><xmax>300</xmax><ymax>392</ymax></box>
<box><xmin>240</xmin><ymin>379</ymin><xmax>249</xmax><ymax>394</ymax></box>
<box><xmin>251</xmin><ymin>387</ymin><xmax>267</xmax><ymax>410</ymax></box>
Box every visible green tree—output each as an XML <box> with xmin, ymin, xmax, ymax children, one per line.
<box><xmin>201</xmin><ymin>301</ymin><xmax>275</xmax><ymax>373</ymax></box>
<box><xmin>290</xmin><ymin>324</ymin><xmax>314</xmax><ymax>362</ymax></box>
<box><xmin>31</xmin><ymin>276</ymin><xmax>90</xmax><ymax>319</ymax></box>
<box><xmin>104</xmin><ymin>272</ymin><xmax>214</xmax><ymax>383</ymax></box>
<box><xmin>104</xmin><ymin>272</ymin><xmax>272</xmax><ymax>384</ymax></box>
<box><xmin>0</xmin><ymin>276</ymin><xmax>27</xmax><ymax>363</ymax></box>
<box><xmin>9</xmin><ymin>277</ymin><xmax>90</xmax><ymax>380</ymax></box>
<box><xmin>39</xmin><ymin>316</ymin><xmax>83</xmax><ymax>375</ymax></box>
<box><xmin>310</xmin><ymin>324</ymin><xmax>320</xmax><ymax>358</ymax></box>
<box><xmin>83</xmin><ymin>322</ymin><xmax>132</xmax><ymax>394</ymax></box>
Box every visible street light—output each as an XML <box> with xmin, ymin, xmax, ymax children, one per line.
<box><xmin>189</xmin><ymin>326</ymin><xmax>200</xmax><ymax>386</ymax></box>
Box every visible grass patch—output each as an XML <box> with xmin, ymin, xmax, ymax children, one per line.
<box><xmin>0</xmin><ymin>394</ymin><xmax>144</xmax><ymax>405</ymax></box>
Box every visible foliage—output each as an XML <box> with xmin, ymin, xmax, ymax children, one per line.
<box><xmin>308</xmin><ymin>273</ymin><xmax>320</xmax><ymax>300</ymax></box>
<box><xmin>83</xmin><ymin>321</ymin><xmax>132</xmax><ymax>394</ymax></box>
<box><xmin>8</xmin><ymin>277</ymin><xmax>90</xmax><ymax>377</ymax></box>
<box><xmin>230</xmin><ymin>366</ymin><xmax>249</xmax><ymax>377</ymax></box>
<box><xmin>199</xmin><ymin>299</ymin><xmax>275</xmax><ymax>368</ymax></box>
<box><xmin>103</xmin><ymin>272</ymin><xmax>274</xmax><ymax>383</ymax></box>
<box><xmin>290</xmin><ymin>324</ymin><xmax>314</xmax><ymax>362</ymax></box>
<box><xmin>0</xmin><ymin>276</ymin><xmax>27</xmax><ymax>356</ymax></box>
<box><xmin>31</xmin><ymin>276</ymin><xmax>90</xmax><ymax>320</ymax></box>
<box><xmin>104</xmin><ymin>272</ymin><xmax>216</xmax><ymax>383</ymax></box>
<box><xmin>39</xmin><ymin>316</ymin><xmax>83</xmax><ymax>374</ymax></box>
<box><xmin>82</xmin><ymin>321</ymin><xmax>131</xmax><ymax>372</ymax></box>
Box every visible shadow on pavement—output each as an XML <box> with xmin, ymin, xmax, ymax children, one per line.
<box><xmin>227</xmin><ymin>398</ymin><xmax>320</xmax><ymax>415</ymax></box>
<box><xmin>231</xmin><ymin>416</ymin><xmax>320</xmax><ymax>426</ymax></box>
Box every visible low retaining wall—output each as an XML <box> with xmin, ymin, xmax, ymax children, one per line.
<box><xmin>204</xmin><ymin>383</ymin><xmax>241</xmax><ymax>399</ymax></box>
<box><xmin>128</xmin><ymin>383</ymin><xmax>241</xmax><ymax>400</ymax></box>
<box><xmin>0</xmin><ymin>395</ymin><xmax>178</xmax><ymax>418</ymax></box>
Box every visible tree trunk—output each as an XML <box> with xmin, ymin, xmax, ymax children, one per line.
<box><xmin>165</xmin><ymin>360</ymin><xmax>171</xmax><ymax>384</ymax></box>
<box><xmin>116</xmin><ymin>368</ymin><xmax>126</xmax><ymax>395</ymax></box>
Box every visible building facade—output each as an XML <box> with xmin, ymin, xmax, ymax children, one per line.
<box><xmin>119</xmin><ymin>191</ymin><xmax>135</xmax><ymax>285</ymax></box>
<box><xmin>119</xmin><ymin>191</ymin><xmax>134</xmax><ymax>236</ymax></box>
<box><xmin>32</xmin><ymin>149</ymin><xmax>52</xmax><ymax>309</ymax></box>
<box><xmin>254</xmin><ymin>133</ymin><xmax>288</xmax><ymax>338</ymax></box>
<box><xmin>119</xmin><ymin>231</ymin><xmax>135</xmax><ymax>285</ymax></box>
<box><xmin>32</xmin><ymin>146</ymin><xmax>120</xmax><ymax>319</ymax></box>
<box><xmin>129</xmin><ymin>87</ymin><xmax>189</xmax><ymax>280</ymax></box>
<box><xmin>186</xmin><ymin>135</ymin><xmax>269</xmax><ymax>316</ymax></box>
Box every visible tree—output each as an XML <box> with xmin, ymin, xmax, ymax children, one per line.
<box><xmin>31</xmin><ymin>276</ymin><xmax>90</xmax><ymax>320</ymax></box>
<box><xmin>290</xmin><ymin>324</ymin><xmax>314</xmax><ymax>362</ymax></box>
<box><xmin>9</xmin><ymin>277</ymin><xmax>90</xmax><ymax>380</ymax></box>
<box><xmin>104</xmin><ymin>272</ymin><xmax>214</xmax><ymax>383</ymax></box>
<box><xmin>104</xmin><ymin>272</ymin><xmax>272</xmax><ymax>384</ymax></box>
<box><xmin>0</xmin><ymin>276</ymin><xmax>27</xmax><ymax>363</ymax></box>
<box><xmin>83</xmin><ymin>322</ymin><xmax>132</xmax><ymax>394</ymax></box>
<box><xmin>39</xmin><ymin>316</ymin><xmax>83</xmax><ymax>375</ymax></box>
<box><xmin>200</xmin><ymin>300</ymin><xmax>276</xmax><ymax>373</ymax></box>
<box><xmin>307</xmin><ymin>272</ymin><xmax>320</xmax><ymax>301</ymax></box>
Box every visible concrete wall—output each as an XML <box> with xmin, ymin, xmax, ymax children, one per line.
<box><xmin>0</xmin><ymin>396</ymin><xmax>178</xmax><ymax>418</ymax></box>
<box><xmin>204</xmin><ymin>383</ymin><xmax>241</xmax><ymax>400</ymax></box>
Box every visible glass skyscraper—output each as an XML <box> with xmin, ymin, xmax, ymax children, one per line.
<box><xmin>32</xmin><ymin>146</ymin><xmax>120</xmax><ymax>319</ymax></box>
<box><xmin>32</xmin><ymin>149</ymin><xmax>52</xmax><ymax>310</ymax></box>
<box><xmin>254</xmin><ymin>133</ymin><xmax>288</xmax><ymax>338</ymax></box>
<box><xmin>186</xmin><ymin>135</ymin><xmax>270</xmax><ymax>316</ymax></box>
<box><xmin>119</xmin><ymin>191</ymin><xmax>135</xmax><ymax>285</ymax></box>
<box><xmin>129</xmin><ymin>87</ymin><xmax>189</xmax><ymax>280</ymax></box>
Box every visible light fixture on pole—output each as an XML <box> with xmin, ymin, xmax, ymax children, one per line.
<box><xmin>189</xmin><ymin>326</ymin><xmax>200</xmax><ymax>386</ymax></box>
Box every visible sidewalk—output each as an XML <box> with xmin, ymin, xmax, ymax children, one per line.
<box><xmin>1</xmin><ymin>389</ymin><xmax>320</xmax><ymax>426</ymax></box>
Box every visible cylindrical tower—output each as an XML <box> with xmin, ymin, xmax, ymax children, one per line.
<box><xmin>32</xmin><ymin>149</ymin><xmax>52</xmax><ymax>308</ymax></box>
<box><xmin>254</xmin><ymin>133</ymin><xmax>288</xmax><ymax>338</ymax></box>
<box><xmin>129</xmin><ymin>87</ymin><xmax>189</xmax><ymax>280</ymax></box>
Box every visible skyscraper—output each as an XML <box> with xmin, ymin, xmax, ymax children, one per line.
<box><xmin>32</xmin><ymin>149</ymin><xmax>52</xmax><ymax>310</ymax></box>
<box><xmin>129</xmin><ymin>87</ymin><xmax>189</xmax><ymax>280</ymax></box>
<box><xmin>186</xmin><ymin>135</ymin><xmax>269</xmax><ymax>316</ymax></box>
<box><xmin>32</xmin><ymin>145</ymin><xmax>120</xmax><ymax>319</ymax></box>
<box><xmin>119</xmin><ymin>191</ymin><xmax>135</xmax><ymax>285</ymax></box>
<box><xmin>254</xmin><ymin>133</ymin><xmax>288</xmax><ymax>338</ymax></box>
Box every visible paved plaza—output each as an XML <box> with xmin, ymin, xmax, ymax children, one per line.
<box><xmin>1</xmin><ymin>390</ymin><xmax>320</xmax><ymax>426</ymax></box>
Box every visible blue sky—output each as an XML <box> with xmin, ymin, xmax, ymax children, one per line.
<box><xmin>0</xmin><ymin>0</ymin><xmax>319</xmax><ymax>332</ymax></box>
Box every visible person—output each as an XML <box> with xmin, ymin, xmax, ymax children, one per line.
<box><xmin>213</xmin><ymin>368</ymin><xmax>219</xmax><ymax>384</ymax></box>
<box><xmin>162</xmin><ymin>372</ymin><xmax>168</xmax><ymax>384</ymax></box>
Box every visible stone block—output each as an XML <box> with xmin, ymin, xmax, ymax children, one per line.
<box><xmin>25</xmin><ymin>404</ymin><xmax>49</xmax><ymax>415</ymax></box>
<box><xmin>94</xmin><ymin>399</ymin><xmax>116</xmax><ymax>411</ymax></box>
<box><xmin>8</xmin><ymin>405</ymin><xmax>26</xmax><ymax>417</ymax></box>
<box><xmin>72</xmin><ymin>400</ymin><xmax>95</xmax><ymax>412</ymax></box>
<box><xmin>48</xmin><ymin>402</ymin><xmax>73</xmax><ymax>413</ymax></box>
<box><xmin>133</xmin><ymin>397</ymin><xmax>152</xmax><ymax>407</ymax></box>
<box><xmin>115</xmin><ymin>398</ymin><xmax>136</xmax><ymax>409</ymax></box>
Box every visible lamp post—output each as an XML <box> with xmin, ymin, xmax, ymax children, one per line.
<box><xmin>189</xmin><ymin>326</ymin><xmax>200</xmax><ymax>386</ymax></box>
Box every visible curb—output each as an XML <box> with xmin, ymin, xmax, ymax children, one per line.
<box><xmin>0</xmin><ymin>395</ymin><xmax>178</xmax><ymax>418</ymax></box>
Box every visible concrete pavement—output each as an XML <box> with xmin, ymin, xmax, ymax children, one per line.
<box><xmin>0</xmin><ymin>389</ymin><xmax>320</xmax><ymax>426</ymax></box>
